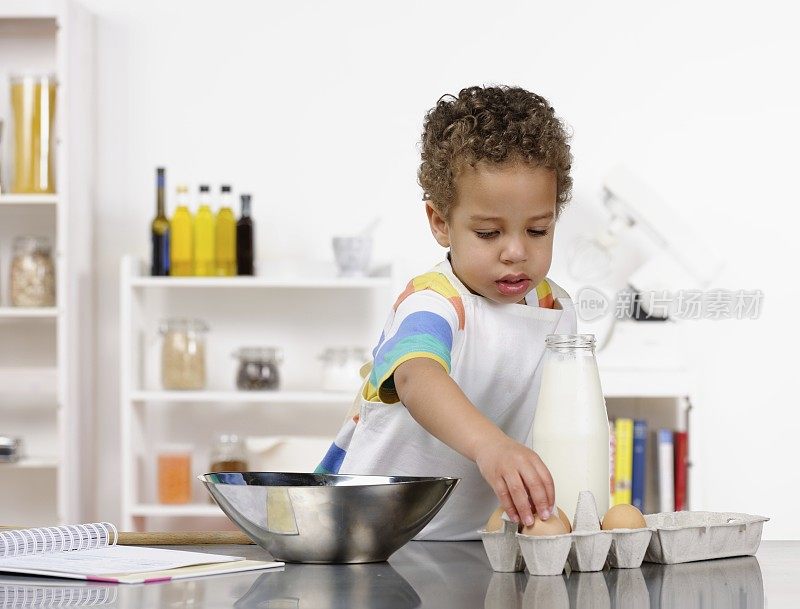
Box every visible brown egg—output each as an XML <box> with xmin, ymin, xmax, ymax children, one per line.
<box><xmin>521</xmin><ymin>512</ymin><xmax>569</xmax><ymax>537</ymax></box>
<box><xmin>485</xmin><ymin>506</ymin><xmax>507</xmax><ymax>532</ymax></box>
<box><xmin>556</xmin><ymin>507</ymin><xmax>572</xmax><ymax>533</ymax></box>
<box><xmin>601</xmin><ymin>504</ymin><xmax>647</xmax><ymax>530</ymax></box>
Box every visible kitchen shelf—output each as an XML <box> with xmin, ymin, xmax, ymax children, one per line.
<box><xmin>0</xmin><ymin>0</ymin><xmax>94</xmax><ymax>529</ymax></box>
<box><xmin>130</xmin><ymin>275</ymin><xmax>391</xmax><ymax>289</ymax></box>
<box><xmin>120</xmin><ymin>254</ymin><xmax>392</xmax><ymax>531</ymax></box>
<box><xmin>130</xmin><ymin>504</ymin><xmax>223</xmax><ymax>518</ymax></box>
<box><xmin>124</xmin><ymin>254</ymin><xmax>391</xmax><ymax>289</ymax></box>
<box><xmin>0</xmin><ymin>457</ymin><xmax>59</xmax><ymax>469</ymax></box>
<box><xmin>0</xmin><ymin>194</ymin><xmax>59</xmax><ymax>206</ymax></box>
<box><xmin>0</xmin><ymin>366</ymin><xmax>58</xmax><ymax>396</ymax></box>
<box><xmin>0</xmin><ymin>307</ymin><xmax>59</xmax><ymax>319</ymax></box>
<box><xmin>0</xmin><ymin>0</ymin><xmax>58</xmax><ymax>19</ymax></box>
<box><xmin>131</xmin><ymin>390</ymin><xmax>354</xmax><ymax>404</ymax></box>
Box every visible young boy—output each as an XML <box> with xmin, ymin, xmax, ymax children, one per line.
<box><xmin>317</xmin><ymin>85</ymin><xmax>577</xmax><ymax>540</ymax></box>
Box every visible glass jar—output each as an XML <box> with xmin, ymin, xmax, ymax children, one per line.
<box><xmin>319</xmin><ymin>347</ymin><xmax>368</xmax><ymax>392</ymax></box>
<box><xmin>157</xmin><ymin>444</ymin><xmax>192</xmax><ymax>504</ymax></box>
<box><xmin>10</xmin><ymin>236</ymin><xmax>56</xmax><ymax>307</ymax></box>
<box><xmin>233</xmin><ymin>347</ymin><xmax>282</xmax><ymax>391</ymax></box>
<box><xmin>209</xmin><ymin>434</ymin><xmax>248</xmax><ymax>472</ymax></box>
<box><xmin>160</xmin><ymin>318</ymin><xmax>208</xmax><ymax>390</ymax></box>
<box><xmin>10</xmin><ymin>74</ymin><xmax>57</xmax><ymax>194</ymax></box>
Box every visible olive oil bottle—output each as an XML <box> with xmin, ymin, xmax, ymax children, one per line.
<box><xmin>215</xmin><ymin>185</ymin><xmax>237</xmax><ymax>276</ymax></box>
<box><xmin>170</xmin><ymin>184</ymin><xmax>193</xmax><ymax>276</ymax></box>
<box><xmin>150</xmin><ymin>167</ymin><xmax>170</xmax><ymax>276</ymax></box>
<box><xmin>193</xmin><ymin>185</ymin><xmax>215</xmax><ymax>276</ymax></box>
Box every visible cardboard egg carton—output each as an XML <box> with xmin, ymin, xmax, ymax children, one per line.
<box><xmin>567</xmin><ymin>491</ymin><xmax>615</xmax><ymax>572</ymax></box>
<box><xmin>479</xmin><ymin>510</ymin><xmax>574</xmax><ymax>576</ymax></box>
<box><xmin>480</xmin><ymin>491</ymin><xmax>653</xmax><ymax>575</ymax></box>
<box><xmin>606</xmin><ymin>528</ymin><xmax>654</xmax><ymax>568</ymax></box>
<box><xmin>516</xmin><ymin>530</ymin><xmax>573</xmax><ymax>576</ymax></box>
<box><xmin>642</xmin><ymin>511</ymin><xmax>769</xmax><ymax>564</ymax></box>
<box><xmin>479</xmin><ymin>518</ymin><xmax>525</xmax><ymax>573</ymax></box>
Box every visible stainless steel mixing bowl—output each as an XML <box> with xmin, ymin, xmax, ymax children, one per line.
<box><xmin>199</xmin><ymin>472</ymin><xmax>459</xmax><ymax>564</ymax></box>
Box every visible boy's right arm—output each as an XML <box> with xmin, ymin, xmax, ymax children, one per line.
<box><xmin>393</xmin><ymin>357</ymin><xmax>555</xmax><ymax>526</ymax></box>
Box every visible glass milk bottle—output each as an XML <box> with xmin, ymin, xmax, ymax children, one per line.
<box><xmin>530</xmin><ymin>334</ymin><xmax>609</xmax><ymax>522</ymax></box>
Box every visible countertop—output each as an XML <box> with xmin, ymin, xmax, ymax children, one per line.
<box><xmin>0</xmin><ymin>540</ymin><xmax>796</xmax><ymax>608</ymax></box>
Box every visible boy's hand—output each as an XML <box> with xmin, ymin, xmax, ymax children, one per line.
<box><xmin>394</xmin><ymin>357</ymin><xmax>555</xmax><ymax>526</ymax></box>
<box><xmin>475</xmin><ymin>436</ymin><xmax>555</xmax><ymax>527</ymax></box>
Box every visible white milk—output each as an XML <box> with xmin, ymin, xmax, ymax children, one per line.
<box><xmin>530</xmin><ymin>335</ymin><xmax>610</xmax><ymax>522</ymax></box>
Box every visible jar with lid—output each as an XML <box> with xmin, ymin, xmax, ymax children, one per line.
<box><xmin>209</xmin><ymin>434</ymin><xmax>248</xmax><ymax>472</ymax></box>
<box><xmin>10</xmin><ymin>236</ymin><xmax>55</xmax><ymax>307</ymax></box>
<box><xmin>319</xmin><ymin>347</ymin><xmax>368</xmax><ymax>392</ymax></box>
<box><xmin>233</xmin><ymin>347</ymin><xmax>282</xmax><ymax>390</ymax></box>
<box><xmin>160</xmin><ymin>318</ymin><xmax>208</xmax><ymax>390</ymax></box>
<box><xmin>10</xmin><ymin>74</ymin><xmax>57</xmax><ymax>194</ymax></box>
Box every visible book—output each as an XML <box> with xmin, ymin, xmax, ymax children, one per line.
<box><xmin>613</xmin><ymin>418</ymin><xmax>633</xmax><ymax>505</ymax></box>
<box><xmin>631</xmin><ymin>419</ymin><xmax>647</xmax><ymax>512</ymax></box>
<box><xmin>657</xmin><ymin>429</ymin><xmax>675</xmax><ymax>512</ymax></box>
<box><xmin>0</xmin><ymin>523</ymin><xmax>282</xmax><ymax>584</ymax></box>
<box><xmin>608</xmin><ymin>419</ymin><xmax>616</xmax><ymax>510</ymax></box>
<box><xmin>674</xmin><ymin>430</ymin><xmax>688</xmax><ymax>511</ymax></box>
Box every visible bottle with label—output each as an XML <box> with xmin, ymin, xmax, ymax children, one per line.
<box><xmin>170</xmin><ymin>184</ymin><xmax>193</xmax><ymax>276</ymax></box>
<box><xmin>150</xmin><ymin>167</ymin><xmax>170</xmax><ymax>276</ymax></box>
<box><xmin>530</xmin><ymin>334</ymin><xmax>610</xmax><ymax>522</ymax></box>
<box><xmin>193</xmin><ymin>185</ymin><xmax>215</xmax><ymax>276</ymax></box>
<box><xmin>236</xmin><ymin>194</ymin><xmax>255</xmax><ymax>276</ymax></box>
<box><xmin>215</xmin><ymin>185</ymin><xmax>237</xmax><ymax>276</ymax></box>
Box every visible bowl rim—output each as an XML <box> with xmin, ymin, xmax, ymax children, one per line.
<box><xmin>198</xmin><ymin>471</ymin><xmax>460</xmax><ymax>488</ymax></box>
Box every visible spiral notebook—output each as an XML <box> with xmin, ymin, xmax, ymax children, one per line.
<box><xmin>0</xmin><ymin>523</ymin><xmax>282</xmax><ymax>584</ymax></box>
<box><xmin>0</xmin><ymin>577</ymin><xmax>117</xmax><ymax>608</ymax></box>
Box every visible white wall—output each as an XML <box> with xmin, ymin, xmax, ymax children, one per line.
<box><xmin>82</xmin><ymin>0</ymin><xmax>799</xmax><ymax>538</ymax></box>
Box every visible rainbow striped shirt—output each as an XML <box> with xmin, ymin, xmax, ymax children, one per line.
<box><xmin>315</xmin><ymin>264</ymin><xmax>556</xmax><ymax>475</ymax></box>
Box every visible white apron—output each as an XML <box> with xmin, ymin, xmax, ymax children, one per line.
<box><xmin>338</xmin><ymin>261</ymin><xmax>577</xmax><ymax>540</ymax></box>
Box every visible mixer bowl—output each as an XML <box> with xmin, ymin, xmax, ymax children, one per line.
<box><xmin>200</xmin><ymin>472</ymin><xmax>459</xmax><ymax>563</ymax></box>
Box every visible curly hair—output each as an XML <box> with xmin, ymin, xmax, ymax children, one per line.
<box><xmin>418</xmin><ymin>85</ymin><xmax>573</xmax><ymax>219</ymax></box>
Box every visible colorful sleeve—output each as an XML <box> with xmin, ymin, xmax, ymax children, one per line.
<box><xmin>364</xmin><ymin>273</ymin><xmax>463</xmax><ymax>404</ymax></box>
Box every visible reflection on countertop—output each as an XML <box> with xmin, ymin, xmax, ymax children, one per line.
<box><xmin>0</xmin><ymin>540</ymin><xmax>796</xmax><ymax>609</ymax></box>
<box><xmin>483</xmin><ymin>555</ymin><xmax>762</xmax><ymax>609</ymax></box>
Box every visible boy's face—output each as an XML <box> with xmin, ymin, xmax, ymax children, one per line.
<box><xmin>426</xmin><ymin>161</ymin><xmax>557</xmax><ymax>305</ymax></box>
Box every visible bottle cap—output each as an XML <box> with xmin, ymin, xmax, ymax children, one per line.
<box><xmin>199</xmin><ymin>185</ymin><xmax>210</xmax><ymax>193</ymax></box>
<box><xmin>221</xmin><ymin>185</ymin><xmax>232</xmax><ymax>193</ymax></box>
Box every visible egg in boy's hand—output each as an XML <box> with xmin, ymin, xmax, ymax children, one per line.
<box><xmin>474</xmin><ymin>435</ymin><xmax>557</xmax><ymax>527</ymax></box>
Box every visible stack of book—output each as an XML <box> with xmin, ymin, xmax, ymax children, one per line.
<box><xmin>608</xmin><ymin>418</ymin><xmax>688</xmax><ymax>513</ymax></box>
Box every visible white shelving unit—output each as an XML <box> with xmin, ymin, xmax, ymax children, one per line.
<box><xmin>596</xmin><ymin>321</ymin><xmax>696</xmax><ymax>513</ymax></box>
<box><xmin>0</xmin><ymin>0</ymin><xmax>94</xmax><ymax>527</ymax></box>
<box><xmin>119</xmin><ymin>256</ymin><xmax>393</xmax><ymax>530</ymax></box>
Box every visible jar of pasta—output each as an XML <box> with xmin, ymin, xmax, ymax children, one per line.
<box><xmin>159</xmin><ymin>318</ymin><xmax>209</xmax><ymax>390</ymax></box>
<box><xmin>10</xmin><ymin>236</ymin><xmax>56</xmax><ymax>307</ymax></box>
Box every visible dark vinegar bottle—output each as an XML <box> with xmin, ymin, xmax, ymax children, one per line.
<box><xmin>151</xmin><ymin>167</ymin><xmax>170</xmax><ymax>276</ymax></box>
<box><xmin>236</xmin><ymin>194</ymin><xmax>254</xmax><ymax>275</ymax></box>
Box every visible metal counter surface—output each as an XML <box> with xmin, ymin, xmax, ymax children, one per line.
<box><xmin>0</xmin><ymin>540</ymin><xmax>795</xmax><ymax>608</ymax></box>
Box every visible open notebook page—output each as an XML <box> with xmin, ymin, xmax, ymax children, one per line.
<box><xmin>0</xmin><ymin>545</ymin><xmax>241</xmax><ymax>576</ymax></box>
